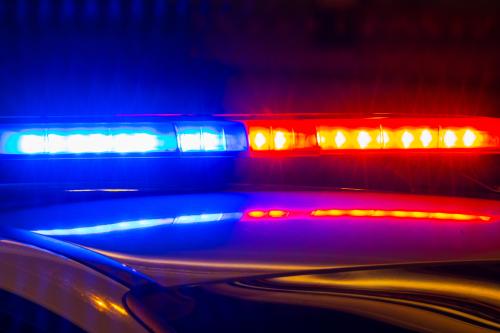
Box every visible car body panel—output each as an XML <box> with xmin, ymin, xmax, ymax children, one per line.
<box><xmin>184</xmin><ymin>261</ymin><xmax>500</xmax><ymax>333</ymax></box>
<box><xmin>1</xmin><ymin>190</ymin><xmax>499</xmax><ymax>332</ymax></box>
<box><xmin>0</xmin><ymin>239</ymin><xmax>148</xmax><ymax>332</ymax></box>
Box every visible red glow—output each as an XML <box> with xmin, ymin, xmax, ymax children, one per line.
<box><xmin>269</xmin><ymin>210</ymin><xmax>289</xmax><ymax>217</ymax></box>
<box><xmin>245</xmin><ymin>209</ymin><xmax>492</xmax><ymax>222</ymax></box>
<box><xmin>243</xmin><ymin>117</ymin><xmax>500</xmax><ymax>155</ymax></box>
<box><xmin>310</xmin><ymin>209</ymin><xmax>491</xmax><ymax>222</ymax></box>
<box><xmin>247</xmin><ymin>210</ymin><xmax>267</xmax><ymax>218</ymax></box>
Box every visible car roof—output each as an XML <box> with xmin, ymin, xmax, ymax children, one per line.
<box><xmin>1</xmin><ymin>190</ymin><xmax>498</xmax><ymax>287</ymax></box>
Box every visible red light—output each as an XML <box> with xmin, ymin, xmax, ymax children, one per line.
<box><xmin>249</xmin><ymin>128</ymin><xmax>271</xmax><ymax>151</ymax></box>
<box><xmin>244</xmin><ymin>117</ymin><xmax>499</xmax><ymax>155</ymax></box>
<box><xmin>246</xmin><ymin>121</ymin><xmax>317</xmax><ymax>152</ymax></box>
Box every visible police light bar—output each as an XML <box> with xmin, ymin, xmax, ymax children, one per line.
<box><xmin>244</xmin><ymin>117</ymin><xmax>500</xmax><ymax>154</ymax></box>
<box><xmin>1</xmin><ymin>117</ymin><xmax>498</xmax><ymax>157</ymax></box>
<box><xmin>0</xmin><ymin>121</ymin><xmax>247</xmax><ymax>155</ymax></box>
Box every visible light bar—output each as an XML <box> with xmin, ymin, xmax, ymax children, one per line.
<box><xmin>1</xmin><ymin>117</ymin><xmax>497</xmax><ymax>156</ymax></box>
<box><xmin>0</xmin><ymin>121</ymin><xmax>247</xmax><ymax>155</ymax></box>
<box><xmin>244</xmin><ymin>117</ymin><xmax>500</xmax><ymax>154</ymax></box>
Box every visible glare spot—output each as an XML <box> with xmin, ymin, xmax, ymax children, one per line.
<box><xmin>274</xmin><ymin>131</ymin><xmax>287</xmax><ymax>150</ymax></box>
<box><xmin>401</xmin><ymin>131</ymin><xmax>414</xmax><ymax>148</ymax></box>
<box><xmin>463</xmin><ymin>129</ymin><xmax>477</xmax><ymax>147</ymax></box>
<box><xmin>420</xmin><ymin>129</ymin><xmax>433</xmax><ymax>148</ymax></box>
<box><xmin>66</xmin><ymin>134</ymin><xmax>88</xmax><ymax>153</ymax></box>
<box><xmin>19</xmin><ymin>135</ymin><xmax>45</xmax><ymax>154</ymax></box>
<box><xmin>113</xmin><ymin>133</ymin><xmax>159</xmax><ymax>153</ymax></box>
<box><xmin>334</xmin><ymin>131</ymin><xmax>347</xmax><ymax>148</ymax></box>
<box><xmin>86</xmin><ymin>134</ymin><xmax>113</xmax><ymax>153</ymax></box>
<box><xmin>357</xmin><ymin>131</ymin><xmax>372</xmax><ymax>149</ymax></box>
<box><xmin>46</xmin><ymin>134</ymin><xmax>67</xmax><ymax>153</ymax></box>
<box><xmin>254</xmin><ymin>132</ymin><xmax>267</xmax><ymax>149</ymax></box>
<box><xmin>443</xmin><ymin>130</ymin><xmax>457</xmax><ymax>148</ymax></box>
<box><xmin>201</xmin><ymin>129</ymin><xmax>225</xmax><ymax>151</ymax></box>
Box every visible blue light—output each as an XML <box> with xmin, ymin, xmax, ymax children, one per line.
<box><xmin>19</xmin><ymin>134</ymin><xmax>45</xmax><ymax>154</ymax></box>
<box><xmin>177</xmin><ymin>126</ymin><xmax>227</xmax><ymax>152</ymax></box>
<box><xmin>178</xmin><ymin>128</ymin><xmax>203</xmax><ymax>152</ymax></box>
<box><xmin>32</xmin><ymin>212</ymin><xmax>242</xmax><ymax>236</ymax></box>
<box><xmin>1</xmin><ymin>121</ymin><xmax>248</xmax><ymax>155</ymax></box>
<box><xmin>202</xmin><ymin>128</ymin><xmax>226</xmax><ymax>151</ymax></box>
<box><xmin>1</xmin><ymin>126</ymin><xmax>177</xmax><ymax>155</ymax></box>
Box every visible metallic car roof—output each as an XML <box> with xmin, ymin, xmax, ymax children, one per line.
<box><xmin>1</xmin><ymin>191</ymin><xmax>498</xmax><ymax>287</ymax></box>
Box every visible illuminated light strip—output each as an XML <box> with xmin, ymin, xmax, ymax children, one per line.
<box><xmin>0</xmin><ymin>121</ymin><xmax>248</xmax><ymax>155</ymax></box>
<box><xmin>2</xmin><ymin>127</ymin><xmax>177</xmax><ymax>154</ymax></box>
<box><xmin>33</xmin><ymin>212</ymin><xmax>242</xmax><ymax>236</ymax></box>
<box><xmin>245</xmin><ymin>209</ymin><xmax>492</xmax><ymax>222</ymax></box>
<box><xmin>244</xmin><ymin>117</ymin><xmax>500</xmax><ymax>153</ymax></box>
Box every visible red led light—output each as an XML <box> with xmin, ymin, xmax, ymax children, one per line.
<box><xmin>244</xmin><ymin>117</ymin><xmax>499</xmax><ymax>154</ymax></box>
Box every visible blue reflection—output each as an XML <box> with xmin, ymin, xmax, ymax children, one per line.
<box><xmin>33</xmin><ymin>212</ymin><xmax>242</xmax><ymax>236</ymax></box>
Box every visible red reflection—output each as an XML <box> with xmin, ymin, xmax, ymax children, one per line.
<box><xmin>247</xmin><ymin>210</ymin><xmax>289</xmax><ymax>218</ymax></box>
<box><xmin>245</xmin><ymin>209</ymin><xmax>491</xmax><ymax>222</ymax></box>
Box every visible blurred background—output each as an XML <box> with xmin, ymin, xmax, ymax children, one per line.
<box><xmin>1</xmin><ymin>0</ymin><xmax>499</xmax><ymax>117</ymax></box>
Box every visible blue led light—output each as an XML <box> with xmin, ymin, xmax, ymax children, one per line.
<box><xmin>175</xmin><ymin>122</ymin><xmax>247</xmax><ymax>153</ymax></box>
<box><xmin>32</xmin><ymin>212</ymin><xmax>242</xmax><ymax>235</ymax></box>
<box><xmin>1</xmin><ymin>126</ymin><xmax>177</xmax><ymax>155</ymax></box>
<box><xmin>177</xmin><ymin>126</ymin><xmax>227</xmax><ymax>152</ymax></box>
<box><xmin>178</xmin><ymin>128</ymin><xmax>203</xmax><ymax>152</ymax></box>
<box><xmin>0</xmin><ymin>121</ymin><xmax>248</xmax><ymax>155</ymax></box>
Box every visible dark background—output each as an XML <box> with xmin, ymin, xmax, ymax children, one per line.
<box><xmin>1</xmin><ymin>0</ymin><xmax>499</xmax><ymax>118</ymax></box>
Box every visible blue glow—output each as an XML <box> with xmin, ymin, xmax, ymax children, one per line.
<box><xmin>178</xmin><ymin>128</ymin><xmax>203</xmax><ymax>152</ymax></box>
<box><xmin>1</xmin><ymin>126</ymin><xmax>177</xmax><ymax>154</ymax></box>
<box><xmin>1</xmin><ymin>121</ymin><xmax>248</xmax><ymax>155</ymax></box>
<box><xmin>32</xmin><ymin>212</ymin><xmax>242</xmax><ymax>236</ymax></box>
<box><xmin>177</xmin><ymin>126</ymin><xmax>227</xmax><ymax>152</ymax></box>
